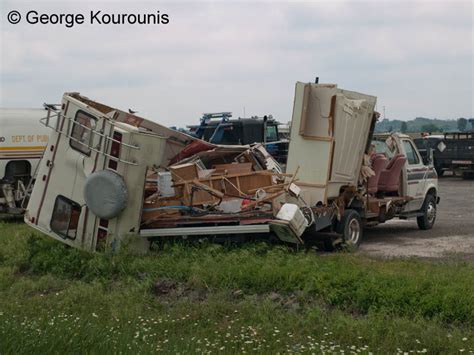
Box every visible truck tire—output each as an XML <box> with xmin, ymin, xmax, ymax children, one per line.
<box><xmin>337</xmin><ymin>209</ymin><xmax>363</xmax><ymax>247</ymax></box>
<box><xmin>417</xmin><ymin>194</ymin><xmax>437</xmax><ymax>230</ymax></box>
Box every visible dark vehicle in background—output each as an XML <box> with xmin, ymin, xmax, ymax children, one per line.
<box><xmin>187</xmin><ymin>112</ymin><xmax>289</xmax><ymax>165</ymax></box>
<box><xmin>414</xmin><ymin>132</ymin><xmax>474</xmax><ymax>178</ymax></box>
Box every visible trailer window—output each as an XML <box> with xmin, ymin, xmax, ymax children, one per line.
<box><xmin>50</xmin><ymin>196</ymin><xmax>81</xmax><ymax>239</ymax></box>
<box><xmin>70</xmin><ymin>110</ymin><xmax>96</xmax><ymax>155</ymax></box>
<box><xmin>402</xmin><ymin>140</ymin><xmax>420</xmax><ymax>165</ymax></box>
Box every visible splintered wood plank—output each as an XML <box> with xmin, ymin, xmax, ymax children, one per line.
<box><xmin>212</xmin><ymin>162</ymin><xmax>253</xmax><ymax>175</ymax></box>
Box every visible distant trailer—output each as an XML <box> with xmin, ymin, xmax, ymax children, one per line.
<box><xmin>414</xmin><ymin>132</ymin><xmax>474</xmax><ymax>178</ymax></box>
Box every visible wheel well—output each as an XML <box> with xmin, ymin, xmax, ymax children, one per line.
<box><xmin>426</xmin><ymin>187</ymin><xmax>437</xmax><ymax>197</ymax></box>
<box><xmin>3</xmin><ymin>160</ymin><xmax>32</xmax><ymax>183</ymax></box>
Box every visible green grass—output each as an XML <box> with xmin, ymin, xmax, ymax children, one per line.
<box><xmin>0</xmin><ymin>220</ymin><xmax>473</xmax><ymax>353</ymax></box>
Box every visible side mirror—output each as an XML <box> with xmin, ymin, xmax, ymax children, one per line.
<box><xmin>421</xmin><ymin>148</ymin><xmax>434</xmax><ymax>166</ymax></box>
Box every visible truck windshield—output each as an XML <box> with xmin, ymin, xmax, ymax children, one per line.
<box><xmin>266</xmin><ymin>125</ymin><xmax>278</xmax><ymax>142</ymax></box>
<box><xmin>372</xmin><ymin>140</ymin><xmax>395</xmax><ymax>159</ymax></box>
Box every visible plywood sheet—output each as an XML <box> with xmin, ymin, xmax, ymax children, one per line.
<box><xmin>170</xmin><ymin>163</ymin><xmax>199</xmax><ymax>182</ymax></box>
<box><xmin>180</xmin><ymin>172</ymin><xmax>273</xmax><ymax>206</ymax></box>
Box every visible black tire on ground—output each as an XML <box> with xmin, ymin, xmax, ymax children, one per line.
<box><xmin>337</xmin><ymin>209</ymin><xmax>363</xmax><ymax>247</ymax></box>
<box><xmin>417</xmin><ymin>194</ymin><xmax>437</xmax><ymax>230</ymax></box>
<box><xmin>462</xmin><ymin>171</ymin><xmax>474</xmax><ymax>180</ymax></box>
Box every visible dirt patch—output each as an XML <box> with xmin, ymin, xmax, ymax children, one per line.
<box><xmin>152</xmin><ymin>279</ymin><xmax>178</xmax><ymax>295</ymax></box>
<box><xmin>151</xmin><ymin>278</ymin><xmax>208</xmax><ymax>303</ymax></box>
<box><xmin>151</xmin><ymin>280</ymin><xmax>307</xmax><ymax>312</ymax></box>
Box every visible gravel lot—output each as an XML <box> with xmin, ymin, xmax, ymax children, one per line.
<box><xmin>360</xmin><ymin>175</ymin><xmax>474</xmax><ymax>259</ymax></box>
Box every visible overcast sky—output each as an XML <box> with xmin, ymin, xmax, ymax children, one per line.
<box><xmin>1</xmin><ymin>0</ymin><xmax>472</xmax><ymax>126</ymax></box>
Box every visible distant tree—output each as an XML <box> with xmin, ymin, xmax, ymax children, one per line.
<box><xmin>388</xmin><ymin>126</ymin><xmax>393</xmax><ymax>132</ymax></box>
<box><xmin>457</xmin><ymin>117</ymin><xmax>468</xmax><ymax>131</ymax></box>
<box><xmin>421</xmin><ymin>123</ymin><xmax>441</xmax><ymax>133</ymax></box>
<box><xmin>401</xmin><ymin>121</ymin><xmax>408</xmax><ymax>133</ymax></box>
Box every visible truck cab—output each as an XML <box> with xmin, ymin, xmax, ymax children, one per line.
<box><xmin>284</xmin><ymin>82</ymin><xmax>440</xmax><ymax>247</ymax></box>
<box><xmin>372</xmin><ymin>133</ymin><xmax>439</xmax><ymax>228</ymax></box>
<box><xmin>188</xmin><ymin>113</ymin><xmax>288</xmax><ymax>164</ymax></box>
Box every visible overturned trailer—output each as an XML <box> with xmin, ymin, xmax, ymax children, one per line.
<box><xmin>25</xmin><ymin>83</ymin><xmax>439</xmax><ymax>252</ymax></box>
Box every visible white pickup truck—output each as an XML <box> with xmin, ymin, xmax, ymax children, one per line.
<box><xmin>23</xmin><ymin>83</ymin><xmax>439</xmax><ymax>252</ymax></box>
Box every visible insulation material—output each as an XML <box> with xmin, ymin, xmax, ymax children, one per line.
<box><xmin>359</xmin><ymin>154</ymin><xmax>375</xmax><ymax>184</ymax></box>
<box><xmin>157</xmin><ymin>172</ymin><xmax>175</xmax><ymax>197</ymax></box>
<box><xmin>216</xmin><ymin>199</ymin><xmax>243</xmax><ymax>213</ymax></box>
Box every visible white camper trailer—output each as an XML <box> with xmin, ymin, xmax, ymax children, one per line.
<box><xmin>0</xmin><ymin>108</ymin><xmax>50</xmax><ymax>214</ymax></box>
<box><xmin>24</xmin><ymin>83</ymin><xmax>439</xmax><ymax>253</ymax></box>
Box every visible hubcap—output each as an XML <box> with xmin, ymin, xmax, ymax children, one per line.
<box><xmin>427</xmin><ymin>202</ymin><xmax>436</xmax><ymax>224</ymax></box>
<box><xmin>347</xmin><ymin>218</ymin><xmax>360</xmax><ymax>244</ymax></box>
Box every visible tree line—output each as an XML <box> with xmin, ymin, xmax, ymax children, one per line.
<box><xmin>376</xmin><ymin>117</ymin><xmax>473</xmax><ymax>134</ymax></box>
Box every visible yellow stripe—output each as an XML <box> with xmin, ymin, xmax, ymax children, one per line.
<box><xmin>0</xmin><ymin>146</ymin><xmax>46</xmax><ymax>151</ymax></box>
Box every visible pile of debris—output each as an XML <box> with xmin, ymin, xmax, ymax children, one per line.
<box><xmin>141</xmin><ymin>143</ymin><xmax>310</xmax><ymax>243</ymax></box>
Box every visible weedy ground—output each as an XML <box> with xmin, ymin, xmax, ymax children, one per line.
<box><xmin>0</xmin><ymin>220</ymin><xmax>473</xmax><ymax>354</ymax></box>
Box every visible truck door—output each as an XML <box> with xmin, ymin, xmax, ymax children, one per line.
<box><xmin>401</xmin><ymin>139</ymin><xmax>426</xmax><ymax>211</ymax></box>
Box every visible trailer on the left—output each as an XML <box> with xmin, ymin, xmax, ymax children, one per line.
<box><xmin>0</xmin><ymin>108</ymin><xmax>50</xmax><ymax>214</ymax></box>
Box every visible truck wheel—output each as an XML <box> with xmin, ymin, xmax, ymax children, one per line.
<box><xmin>417</xmin><ymin>194</ymin><xmax>437</xmax><ymax>230</ymax></box>
<box><xmin>337</xmin><ymin>209</ymin><xmax>363</xmax><ymax>247</ymax></box>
